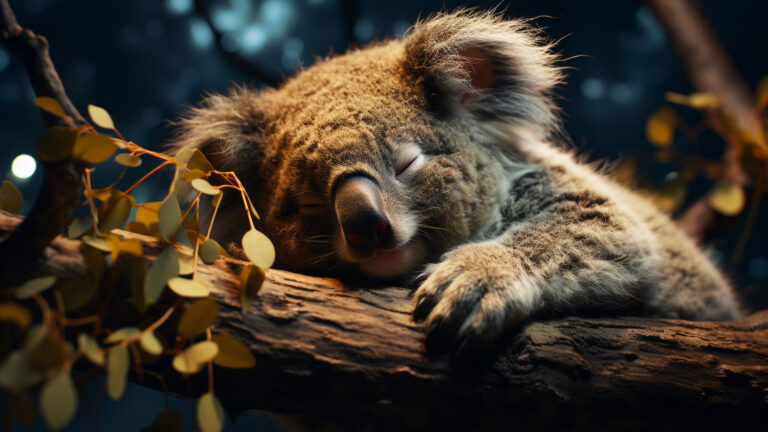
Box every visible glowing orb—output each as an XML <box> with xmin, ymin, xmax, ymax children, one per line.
<box><xmin>11</xmin><ymin>154</ymin><xmax>36</xmax><ymax>179</ymax></box>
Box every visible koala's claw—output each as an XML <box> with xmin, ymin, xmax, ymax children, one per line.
<box><xmin>412</xmin><ymin>246</ymin><xmax>533</xmax><ymax>356</ymax></box>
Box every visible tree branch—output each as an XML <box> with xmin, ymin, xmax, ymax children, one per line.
<box><xmin>0</xmin><ymin>0</ymin><xmax>86</xmax><ymax>287</ymax></box>
<box><xmin>192</xmin><ymin>0</ymin><xmax>281</xmax><ymax>87</ymax></box>
<box><xmin>3</xmin><ymin>211</ymin><xmax>765</xmax><ymax>429</ymax></box>
<box><xmin>646</xmin><ymin>0</ymin><xmax>758</xmax><ymax>239</ymax></box>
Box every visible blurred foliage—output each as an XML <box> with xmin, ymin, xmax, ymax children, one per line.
<box><xmin>614</xmin><ymin>76</ymin><xmax>768</xmax><ymax>264</ymax></box>
<box><xmin>0</xmin><ymin>98</ymin><xmax>275</xmax><ymax>431</ymax></box>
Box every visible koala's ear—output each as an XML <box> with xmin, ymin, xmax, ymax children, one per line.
<box><xmin>168</xmin><ymin>87</ymin><xmax>266</xmax><ymax>172</ymax></box>
<box><xmin>403</xmin><ymin>11</ymin><xmax>564</xmax><ymax>136</ymax></box>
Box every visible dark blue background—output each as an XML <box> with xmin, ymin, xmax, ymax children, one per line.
<box><xmin>1</xmin><ymin>1</ymin><xmax>767</xmax><ymax>430</ymax></box>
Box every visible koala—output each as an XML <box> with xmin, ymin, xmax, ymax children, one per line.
<box><xmin>170</xmin><ymin>11</ymin><xmax>741</xmax><ymax>355</ymax></box>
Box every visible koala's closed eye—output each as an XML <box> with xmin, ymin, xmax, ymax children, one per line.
<box><xmin>395</xmin><ymin>153</ymin><xmax>425</xmax><ymax>181</ymax></box>
<box><xmin>296</xmin><ymin>191</ymin><xmax>325</xmax><ymax>216</ymax></box>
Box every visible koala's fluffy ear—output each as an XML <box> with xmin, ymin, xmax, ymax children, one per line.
<box><xmin>168</xmin><ymin>86</ymin><xmax>265</xmax><ymax>172</ymax></box>
<box><xmin>403</xmin><ymin>10</ymin><xmax>564</xmax><ymax>137</ymax></box>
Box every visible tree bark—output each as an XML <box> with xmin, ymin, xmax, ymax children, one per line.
<box><xmin>0</xmin><ymin>0</ymin><xmax>86</xmax><ymax>287</ymax></box>
<box><xmin>2</xmin><ymin>211</ymin><xmax>766</xmax><ymax>430</ymax></box>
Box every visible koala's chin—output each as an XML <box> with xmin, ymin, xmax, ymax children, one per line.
<box><xmin>354</xmin><ymin>239</ymin><xmax>428</xmax><ymax>279</ymax></box>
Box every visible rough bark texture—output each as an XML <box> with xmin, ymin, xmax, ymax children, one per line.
<box><xmin>2</xmin><ymin>211</ymin><xmax>766</xmax><ymax>430</ymax></box>
<box><xmin>0</xmin><ymin>0</ymin><xmax>86</xmax><ymax>287</ymax></box>
<box><xmin>647</xmin><ymin>0</ymin><xmax>758</xmax><ymax>240</ymax></box>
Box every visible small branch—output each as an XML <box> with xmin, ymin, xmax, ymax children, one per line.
<box><xmin>646</xmin><ymin>0</ymin><xmax>755</xmax><ymax>239</ymax></box>
<box><xmin>340</xmin><ymin>0</ymin><xmax>359</xmax><ymax>48</ymax></box>
<box><xmin>192</xmin><ymin>0</ymin><xmax>281</xmax><ymax>87</ymax></box>
<box><xmin>0</xmin><ymin>0</ymin><xmax>86</xmax><ymax>286</ymax></box>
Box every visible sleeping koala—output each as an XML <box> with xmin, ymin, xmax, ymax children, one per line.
<box><xmin>171</xmin><ymin>11</ymin><xmax>740</xmax><ymax>355</ymax></box>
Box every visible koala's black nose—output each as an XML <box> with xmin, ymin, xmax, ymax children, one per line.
<box><xmin>334</xmin><ymin>176</ymin><xmax>394</xmax><ymax>255</ymax></box>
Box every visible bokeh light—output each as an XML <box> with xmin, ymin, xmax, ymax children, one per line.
<box><xmin>11</xmin><ymin>154</ymin><xmax>36</xmax><ymax>179</ymax></box>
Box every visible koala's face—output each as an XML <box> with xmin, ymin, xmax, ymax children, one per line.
<box><xmin>175</xmin><ymin>12</ymin><xmax>561</xmax><ymax>280</ymax></box>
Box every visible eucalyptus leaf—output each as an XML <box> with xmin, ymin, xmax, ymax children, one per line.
<box><xmin>88</xmin><ymin>104</ymin><xmax>116</xmax><ymax>129</ymax></box>
<box><xmin>172</xmin><ymin>341</ymin><xmax>218</xmax><ymax>374</ymax></box>
<box><xmin>211</xmin><ymin>333</ymin><xmax>256</xmax><ymax>369</ymax></box>
<box><xmin>197</xmin><ymin>392</ymin><xmax>226</xmax><ymax>432</ymax></box>
<box><xmin>144</xmin><ymin>247</ymin><xmax>179</xmax><ymax>304</ymax></box>
<box><xmin>158</xmin><ymin>191</ymin><xmax>182</xmax><ymax>241</ymax></box>
<box><xmin>106</xmin><ymin>345</ymin><xmax>129</xmax><ymax>400</ymax></box>
<box><xmin>241</xmin><ymin>229</ymin><xmax>275</xmax><ymax>269</ymax></box>
<box><xmin>167</xmin><ymin>277</ymin><xmax>209</xmax><ymax>298</ymax></box>
<box><xmin>0</xmin><ymin>180</ymin><xmax>22</xmax><ymax>214</ymax></box>
<box><xmin>39</xmin><ymin>371</ymin><xmax>77</xmax><ymax>431</ymax></box>
<box><xmin>178</xmin><ymin>298</ymin><xmax>219</xmax><ymax>339</ymax></box>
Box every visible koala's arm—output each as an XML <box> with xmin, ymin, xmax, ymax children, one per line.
<box><xmin>412</xmin><ymin>143</ymin><xmax>740</xmax><ymax>355</ymax></box>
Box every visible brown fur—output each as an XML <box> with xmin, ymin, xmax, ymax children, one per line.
<box><xmin>170</xmin><ymin>11</ymin><xmax>740</xmax><ymax>355</ymax></box>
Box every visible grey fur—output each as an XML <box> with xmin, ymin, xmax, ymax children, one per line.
<box><xmin>169</xmin><ymin>11</ymin><xmax>741</xmax><ymax>354</ymax></box>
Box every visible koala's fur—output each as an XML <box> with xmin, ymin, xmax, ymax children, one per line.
<box><xmin>171</xmin><ymin>11</ymin><xmax>740</xmax><ymax>354</ymax></box>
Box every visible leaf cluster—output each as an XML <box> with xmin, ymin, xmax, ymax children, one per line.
<box><xmin>0</xmin><ymin>98</ymin><xmax>273</xmax><ymax>431</ymax></box>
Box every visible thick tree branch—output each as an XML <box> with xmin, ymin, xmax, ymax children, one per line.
<box><xmin>192</xmin><ymin>0</ymin><xmax>281</xmax><ymax>87</ymax></box>
<box><xmin>3</xmin><ymin>211</ymin><xmax>765</xmax><ymax>429</ymax></box>
<box><xmin>0</xmin><ymin>0</ymin><xmax>86</xmax><ymax>287</ymax></box>
<box><xmin>647</xmin><ymin>0</ymin><xmax>758</xmax><ymax>239</ymax></box>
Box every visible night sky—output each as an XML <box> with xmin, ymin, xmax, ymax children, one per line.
<box><xmin>2</xmin><ymin>1</ymin><xmax>768</xmax><ymax>430</ymax></box>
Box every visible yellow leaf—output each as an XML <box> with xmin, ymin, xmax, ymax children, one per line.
<box><xmin>197</xmin><ymin>392</ymin><xmax>225</xmax><ymax>432</ymax></box>
<box><xmin>0</xmin><ymin>180</ymin><xmax>22</xmax><ymax>213</ymax></box>
<box><xmin>72</xmin><ymin>133</ymin><xmax>117</xmax><ymax>164</ymax></box>
<box><xmin>88</xmin><ymin>104</ymin><xmax>115</xmax><ymax>129</ymax></box>
<box><xmin>182</xmin><ymin>169</ymin><xmax>206</xmax><ymax>182</ymax></box>
<box><xmin>34</xmin><ymin>97</ymin><xmax>69</xmax><ymax>119</ymax></box>
<box><xmin>708</xmin><ymin>181</ymin><xmax>745</xmax><ymax>216</ymax></box>
<box><xmin>77</xmin><ymin>334</ymin><xmax>104</xmax><ymax>366</ymax></box>
<box><xmin>645</xmin><ymin>107</ymin><xmax>677</xmax><ymax>147</ymax></box>
<box><xmin>186</xmin><ymin>148</ymin><xmax>214</xmax><ymax>172</ymax></box>
<box><xmin>37</xmin><ymin>126</ymin><xmax>76</xmax><ymax>162</ymax></box>
<box><xmin>178</xmin><ymin>297</ymin><xmax>219</xmax><ymax>339</ymax></box>
<box><xmin>167</xmin><ymin>277</ymin><xmax>210</xmax><ymax>298</ymax></box>
<box><xmin>178</xmin><ymin>254</ymin><xmax>194</xmax><ymax>276</ymax></box>
<box><xmin>105</xmin><ymin>234</ymin><xmax>143</xmax><ymax>260</ymax></box>
<box><xmin>240</xmin><ymin>264</ymin><xmax>265</xmax><ymax>314</ymax></box>
<box><xmin>139</xmin><ymin>332</ymin><xmax>163</xmax><ymax>356</ymax></box>
<box><xmin>145</xmin><ymin>247</ymin><xmax>179</xmax><ymax>304</ymax></box>
<box><xmin>14</xmin><ymin>276</ymin><xmax>56</xmax><ymax>300</ymax></box>
<box><xmin>104</xmin><ymin>327</ymin><xmax>140</xmax><ymax>344</ymax></box>
<box><xmin>136</xmin><ymin>201</ymin><xmax>162</xmax><ymax>236</ymax></box>
<box><xmin>191</xmin><ymin>178</ymin><xmax>221</xmax><ymax>196</ymax></box>
<box><xmin>124</xmin><ymin>221</ymin><xmax>149</xmax><ymax>235</ymax></box>
<box><xmin>172</xmin><ymin>341</ymin><xmax>218</xmax><ymax>374</ymax></box>
<box><xmin>211</xmin><ymin>333</ymin><xmax>256</xmax><ymax>369</ymax></box>
<box><xmin>242</xmin><ymin>229</ymin><xmax>275</xmax><ymax>269</ymax></box>
<box><xmin>106</xmin><ymin>345</ymin><xmax>129</xmax><ymax>400</ymax></box>
<box><xmin>97</xmin><ymin>193</ymin><xmax>135</xmax><ymax>232</ymax></box>
<box><xmin>82</xmin><ymin>235</ymin><xmax>111</xmax><ymax>252</ymax></box>
<box><xmin>39</xmin><ymin>371</ymin><xmax>77</xmax><ymax>431</ymax></box>
<box><xmin>665</xmin><ymin>91</ymin><xmax>720</xmax><ymax>109</ymax></box>
<box><xmin>115</xmin><ymin>153</ymin><xmax>142</xmax><ymax>167</ymax></box>
<box><xmin>0</xmin><ymin>303</ymin><xmax>31</xmax><ymax>328</ymax></box>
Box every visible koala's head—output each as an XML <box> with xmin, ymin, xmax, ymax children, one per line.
<box><xmin>171</xmin><ymin>11</ymin><xmax>562</xmax><ymax>280</ymax></box>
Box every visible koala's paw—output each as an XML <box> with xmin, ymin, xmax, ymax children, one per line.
<box><xmin>412</xmin><ymin>244</ymin><xmax>534</xmax><ymax>356</ymax></box>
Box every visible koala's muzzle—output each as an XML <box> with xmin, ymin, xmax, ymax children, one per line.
<box><xmin>334</xmin><ymin>176</ymin><xmax>394</xmax><ymax>257</ymax></box>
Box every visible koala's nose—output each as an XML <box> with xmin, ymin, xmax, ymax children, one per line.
<box><xmin>334</xmin><ymin>176</ymin><xmax>394</xmax><ymax>254</ymax></box>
